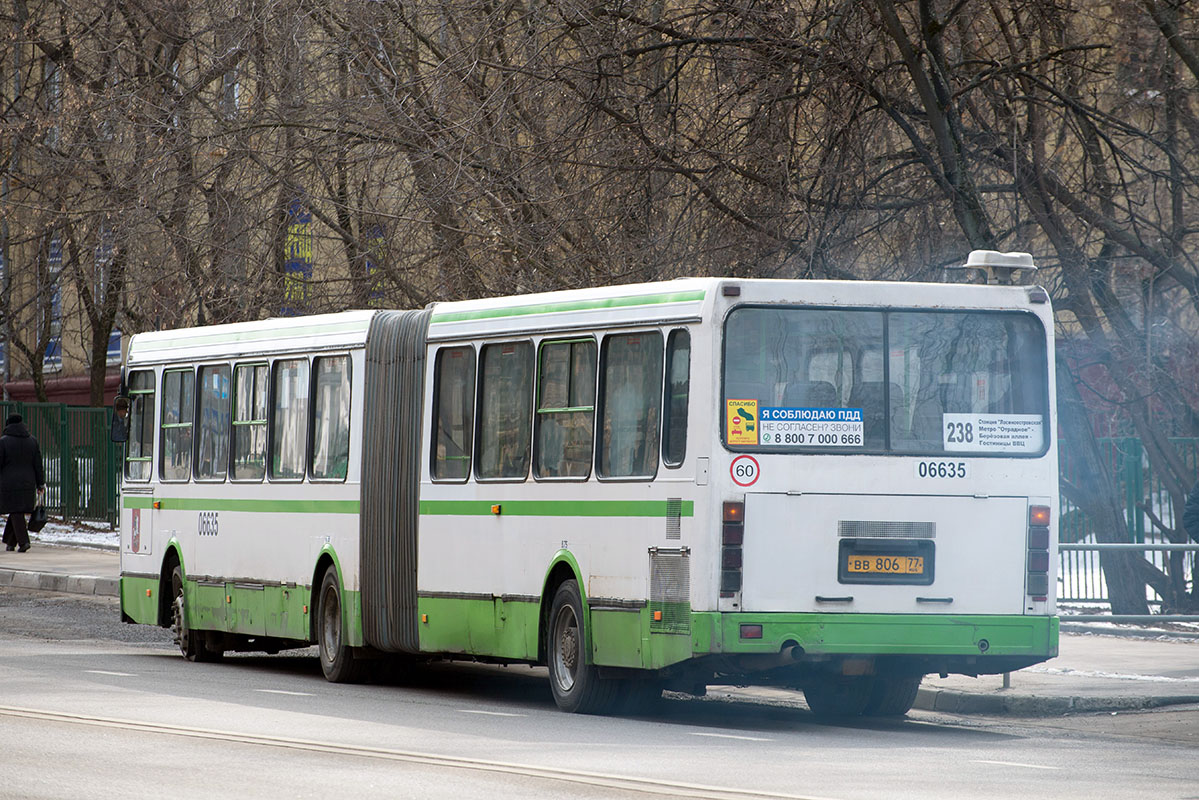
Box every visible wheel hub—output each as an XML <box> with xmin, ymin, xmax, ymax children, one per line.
<box><xmin>560</xmin><ymin>626</ymin><xmax>577</xmax><ymax>671</ymax></box>
<box><xmin>171</xmin><ymin>595</ymin><xmax>185</xmax><ymax>650</ymax></box>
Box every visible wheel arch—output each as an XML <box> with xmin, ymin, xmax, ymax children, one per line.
<box><xmin>538</xmin><ymin>551</ymin><xmax>586</xmax><ymax>664</ymax></box>
<box><xmin>310</xmin><ymin>546</ymin><xmax>343</xmax><ymax>642</ymax></box>
<box><xmin>157</xmin><ymin>542</ymin><xmax>186</xmax><ymax>628</ymax></box>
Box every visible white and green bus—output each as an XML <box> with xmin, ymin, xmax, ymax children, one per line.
<box><xmin>115</xmin><ymin>263</ymin><xmax>1058</xmax><ymax>716</ymax></box>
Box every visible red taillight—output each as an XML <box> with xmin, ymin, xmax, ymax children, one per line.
<box><xmin>1027</xmin><ymin>505</ymin><xmax>1052</xmax><ymax>600</ymax></box>
<box><xmin>1028</xmin><ymin>527</ymin><xmax>1050</xmax><ymax>550</ymax></box>
<box><xmin>739</xmin><ymin>624</ymin><xmax>763</xmax><ymax>639</ymax></box>
<box><xmin>721</xmin><ymin>499</ymin><xmax>744</xmax><ymax>598</ymax></box>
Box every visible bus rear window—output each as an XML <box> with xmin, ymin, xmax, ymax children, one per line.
<box><xmin>723</xmin><ymin>307</ymin><xmax>1048</xmax><ymax>456</ymax></box>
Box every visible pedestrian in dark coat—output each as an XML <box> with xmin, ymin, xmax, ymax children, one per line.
<box><xmin>0</xmin><ymin>413</ymin><xmax>46</xmax><ymax>552</ymax></box>
<box><xmin>1183</xmin><ymin>481</ymin><xmax>1199</xmax><ymax>543</ymax></box>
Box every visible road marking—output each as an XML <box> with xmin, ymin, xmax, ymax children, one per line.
<box><xmin>0</xmin><ymin>705</ymin><xmax>837</xmax><ymax>800</ymax></box>
<box><xmin>84</xmin><ymin>670</ymin><xmax>135</xmax><ymax>677</ymax></box>
<box><xmin>691</xmin><ymin>732</ymin><xmax>773</xmax><ymax>742</ymax></box>
<box><xmin>458</xmin><ymin>709</ymin><xmax>526</xmax><ymax>717</ymax></box>
<box><xmin>255</xmin><ymin>689</ymin><xmax>316</xmax><ymax>697</ymax></box>
<box><xmin>972</xmin><ymin>760</ymin><xmax>1060</xmax><ymax>771</ymax></box>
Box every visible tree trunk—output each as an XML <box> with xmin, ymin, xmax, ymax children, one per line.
<box><xmin>1057</xmin><ymin>357</ymin><xmax>1150</xmax><ymax>615</ymax></box>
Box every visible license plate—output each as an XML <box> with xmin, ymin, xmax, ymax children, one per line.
<box><xmin>838</xmin><ymin>539</ymin><xmax>935</xmax><ymax>585</ymax></box>
<box><xmin>846</xmin><ymin>555</ymin><xmax>924</xmax><ymax>574</ymax></box>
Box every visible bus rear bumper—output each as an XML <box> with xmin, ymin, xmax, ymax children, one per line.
<box><xmin>692</xmin><ymin>612</ymin><xmax>1059</xmax><ymax>676</ymax></box>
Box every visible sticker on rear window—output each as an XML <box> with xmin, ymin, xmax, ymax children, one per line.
<box><xmin>943</xmin><ymin>413</ymin><xmax>1043</xmax><ymax>453</ymax></box>
<box><xmin>726</xmin><ymin>399</ymin><xmax>759</xmax><ymax>445</ymax></box>
<box><xmin>759</xmin><ymin>407</ymin><xmax>864</xmax><ymax>447</ymax></box>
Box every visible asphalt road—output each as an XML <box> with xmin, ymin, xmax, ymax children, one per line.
<box><xmin>1</xmin><ymin>586</ymin><xmax>1196</xmax><ymax>800</ymax></box>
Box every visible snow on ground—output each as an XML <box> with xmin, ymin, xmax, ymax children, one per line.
<box><xmin>29</xmin><ymin>518</ymin><xmax>118</xmax><ymax>550</ymax></box>
<box><xmin>1025</xmin><ymin>665</ymin><xmax>1199</xmax><ymax>682</ymax></box>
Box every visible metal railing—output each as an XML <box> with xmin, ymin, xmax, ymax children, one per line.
<box><xmin>1058</xmin><ymin>542</ymin><xmax>1199</xmax><ymax>621</ymax></box>
<box><xmin>1058</xmin><ymin>436</ymin><xmax>1198</xmax><ymax>617</ymax></box>
<box><xmin>0</xmin><ymin>401</ymin><xmax>118</xmax><ymax>526</ymax></box>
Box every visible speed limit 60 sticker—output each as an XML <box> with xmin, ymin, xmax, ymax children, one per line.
<box><xmin>730</xmin><ymin>455</ymin><xmax>760</xmax><ymax>487</ymax></box>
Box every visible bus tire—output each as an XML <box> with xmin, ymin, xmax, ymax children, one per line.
<box><xmin>802</xmin><ymin>674</ymin><xmax>873</xmax><ymax>718</ymax></box>
<box><xmin>547</xmin><ymin>579</ymin><xmax>617</xmax><ymax>714</ymax></box>
<box><xmin>616</xmin><ymin>679</ymin><xmax>665</xmax><ymax>715</ymax></box>
<box><xmin>170</xmin><ymin>565</ymin><xmax>221</xmax><ymax>663</ymax></box>
<box><xmin>862</xmin><ymin>674</ymin><xmax>923</xmax><ymax>717</ymax></box>
<box><xmin>318</xmin><ymin>568</ymin><xmax>365</xmax><ymax>683</ymax></box>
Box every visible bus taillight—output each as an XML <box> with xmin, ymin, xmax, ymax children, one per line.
<box><xmin>721</xmin><ymin>501</ymin><xmax>744</xmax><ymax>597</ymax></box>
<box><xmin>1027</xmin><ymin>505</ymin><xmax>1051</xmax><ymax>599</ymax></box>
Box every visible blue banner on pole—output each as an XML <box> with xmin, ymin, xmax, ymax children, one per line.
<box><xmin>282</xmin><ymin>200</ymin><xmax>312</xmax><ymax>316</ymax></box>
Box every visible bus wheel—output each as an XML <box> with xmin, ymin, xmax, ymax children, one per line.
<box><xmin>547</xmin><ymin>579</ymin><xmax>617</xmax><ymax>714</ymax></box>
<box><xmin>802</xmin><ymin>674</ymin><xmax>873</xmax><ymax>718</ymax></box>
<box><xmin>170</xmin><ymin>565</ymin><xmax>221</xmax><ymax>663</ymax></box>
<box><xmin>616</xmin><ymin>679</ymin><xmax>665</xmax><ymax>715</ymax></box>
<box><xmin>318</xmin><ymin>568</ymin><xmax>364</xmax><ymax>683</ymax></box>
<box><xmin>862</xmin><ymin>674</ymin><xmax>923</xmax><ymax>717</ymax></box>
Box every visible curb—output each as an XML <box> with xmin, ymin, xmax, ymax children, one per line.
<box><xmin>914</xmin><ymin>687</ymin><xmax>1199</xmax><ymax>715</ymax></box>
<box><xmin>0</xmin><ymin>568</ymin><xmax>118</xmax><ymax>598</ymax></box>
<box><xmin>699</xmin><ymin>684</ymin><xmax>1199</xmax><ymax>718</ymax></box>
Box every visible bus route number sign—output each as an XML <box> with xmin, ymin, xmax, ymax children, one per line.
<box><xmin>730</xmin><ymin>455</ymin><xmax>760</xmax><ymax>487</ymax></box>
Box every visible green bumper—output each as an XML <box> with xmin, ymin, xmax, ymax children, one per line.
<box><xmin>693</xmin><ymin>612</ymin><xmax>1058</xmax><ymax>659</ymax></box>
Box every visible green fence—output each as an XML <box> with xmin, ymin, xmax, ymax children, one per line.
<box><xmin>0</xmin><ymin>401</ymin><xmax>119</xmax><ymax>527</ymax></box>
<box><xmin>1058</xmin><ymin>437</ymin><xmax>1198</xmax><ymax>604</ymax></box>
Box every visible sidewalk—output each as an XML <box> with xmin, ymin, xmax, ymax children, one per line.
<box><xmin>3</xmin><ymin>543</ymin><xmax>1198</xmax><ymax>717</ymax></box>
<box><xmin>0</xmin><ymin>540</ymin><xmax>119</xmax><ymax>597</ymax></box>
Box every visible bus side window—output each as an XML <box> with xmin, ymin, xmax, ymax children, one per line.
<box><xmin>160</xmin><ymin>368</ymin><xmax>194</xmax><ymax>482</ymax></box>
<box><xmin>476</xmin><ymin>342</ymin><xmax>533</xmax><ymax>480</ymax></box>
<box><xmin>125</xmin><ymin>370</ymin><xmax>155</xmax><ymax>482</ymax></box>
<box><xmin>196</xmin><ymin>364</ymin><xmax>231</xmax><ymax>481</ymax></box>
<box><xmin>232</xmin><ymin>363</ymin><xmax>268</xmax><ymax>480</ymax></box>
<box><xmin>598</xmin><ymin>332</ymin><xmax>663</xmax><ymax>479</ymax></box>
<box><xmin>311</xmin><ymin>355</ymin><xmax>351</xmax><ymax>480</ymax></box>
<box><xmin>662</xmin><ymin>329</ymin><xmax>690</xmax><ymax>468</ymax></box>
<box><xmin>534</xmin><ymin>339</ymin><xmax>595</xmax><ymax>479</ymax></box>
<box><xmin>270</xmin><ymin>358</ymin><xmax>309</xmax><ymax>480</ymax></box>
<box><xmin>432</xmin><ymin>346</ymin><xmax>476</xmax><ymax>480</ymax></box>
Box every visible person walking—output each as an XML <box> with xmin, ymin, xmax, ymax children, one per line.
<box><xmin>0</xmin><ymin>413</ymin><xmax>46</xmax><ymax>553</ymax></box>
<box><xmin>1183</xmin><ymin>481</ymin><xmax>1199</xmax><ymax>543</ymax></box>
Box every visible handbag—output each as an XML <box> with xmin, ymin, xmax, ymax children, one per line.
<box><xmin>28</xmin><ymin>503</ymin><xmax>47</xmax><ymax>533</ymax></box>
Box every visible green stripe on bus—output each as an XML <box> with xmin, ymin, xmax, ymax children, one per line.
<box><xmin>430</xmin><ymin>290</ymin><xmax>706</xmax><ymax>324</ymax></box>
<box><xmin>122</xmin><ymin>496</ymin><xmax>360</xmax><ymax>514</ymax></box>
<box><xmin>419</xmin><ymin>499</ymin><xmax>694</xmax><ymax>517</ymax></box>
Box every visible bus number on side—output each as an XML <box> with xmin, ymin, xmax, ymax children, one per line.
<box><xmin>915</xmin><ymin>461</ymin><xmax>968</xmax><ymax>479</ymax></box>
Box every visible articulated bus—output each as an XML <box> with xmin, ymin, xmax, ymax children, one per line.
<box><xmin>115</xmin><ymin>262</ymin><xmax>1058</xmax><ymax>716</ymax></box>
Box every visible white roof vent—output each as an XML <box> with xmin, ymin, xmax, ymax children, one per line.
<box><xmin>947</xmin><ymin>250</ymin><xmax>1037</xmax><ymax>285</ymax></box>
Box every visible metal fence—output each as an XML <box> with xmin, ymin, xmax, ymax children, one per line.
<box><xmin>0</xmin><ymin>401</ymin><xmax>118</xmax><ymax>527</ymax></box>
<box><xmin>1058</xmin><ymin>437</ymin><xmax>1198</xmax><ymax>608</ymax></box>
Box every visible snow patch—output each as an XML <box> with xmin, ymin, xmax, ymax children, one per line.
<box><xmin>29</xmin><ymin>518</ymin><xmax>118</xmax><ymax>550</ymax></box>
